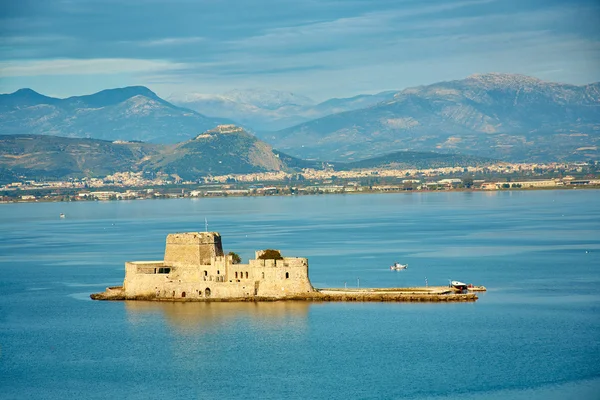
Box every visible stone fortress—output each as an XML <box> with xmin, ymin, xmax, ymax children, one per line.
<box><xmin>106</xmin><ymin>231</ymin><xmax>314</xmax><ymax>300</ymax></box>
<box><xmin>92</xmin><ymin>231</ymin><xmax>479</xmax><ymax>302</ymax></box>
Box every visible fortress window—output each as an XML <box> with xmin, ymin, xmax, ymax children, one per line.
<box><xmin>158</xmin><ymin>267</ymin><xmax>170</xmax><ymax>274</ymax></box>
<box><xmin>285</xmin><ymin>272</ymin><xmax>289</xmax><ymax>279</ymax></box>
<box><xmin>204</xmin><ymin>270</ymin><xmax>208</xmax><ymax>276</ymax></box>
<box><xmin>205</xmin><ymin>288</ymin><xmax>211</xmax><ymax>297</ymax></box>
<box><xmin>181</xmin><ymin>292</ymin><xmax>186</xmax><ymax>298</ymax></box>
<box><xmin>217</xmin><ymin>270</ymin><xmax>220</xmax><ymax>275</ymax></box>
<box><xmin>235</xmin><ymin>272</ymin><xmax>238</xmax><ymax>279</ymax></box>
<box><xmin>245</xmin><ymin>272</ymin><xmax>249</xmax><ymax>279</ymax></box>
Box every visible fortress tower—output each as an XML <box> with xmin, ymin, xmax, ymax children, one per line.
<box><xmin>122</xmin><ymin>232</ymin><xmax>314</xmax><ymax>300</ymax></box>
<box><xmin>164</xmin><ymin>232</ymin><xmax>224</xmax><ymax>267</ymax></box>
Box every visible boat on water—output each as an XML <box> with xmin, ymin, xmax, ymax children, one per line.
<box><xmin>390</xmin><ymin>262</ymin><xmax>408</xmax><ymax>270</ymax></box>
<box><xmin>450</xmin><ymin>280</ymin><xmax>468</xmax><ymax>290</ymax></box>
<box><xmin>59</xmin><ymin>213</ymin><xmax>65</xmax><ymax>219</ymax></box>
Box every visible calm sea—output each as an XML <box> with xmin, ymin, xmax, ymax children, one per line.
<box><xmin>1</xmin><ymin>190</ymin><xmax>599</xmax><ymax>399</ymax></box>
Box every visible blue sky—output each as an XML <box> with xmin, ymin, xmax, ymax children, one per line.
<box><xmin>1</xmin><ymin>0</ymin><xmax>599</xmax><ymax>101</ymax></box>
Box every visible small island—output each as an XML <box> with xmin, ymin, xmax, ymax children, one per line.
<box><xmin>91</xmin><ymin>231</ymin><xmax>477</xmax><ymax>302</ymax></box>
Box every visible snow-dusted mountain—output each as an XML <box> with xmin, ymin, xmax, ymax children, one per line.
<box><xmin>221</xmin><ymin>89</ymin><xmax>315</xmax><ymax>109</ymax></box>
<box><xmin>168</xmin><ymin>89</ymin><xmax>398</xmax><ymax>131</ymax></box>
<box><xmin>0</xmin><ymin>87</ymin><xmax>231</xmax><ymax>143</ymax></box>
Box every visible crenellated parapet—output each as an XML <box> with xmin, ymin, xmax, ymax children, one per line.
<box><xmin>120</xmin><ymin>231</ymin><xmax>314</xmax><ymax>300</ymax></box>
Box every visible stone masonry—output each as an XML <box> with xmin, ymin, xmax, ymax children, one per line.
<box><xmin>122</xmin><ymin>232</ymin><xmax>315</xmax><ymax>300</ymax></box>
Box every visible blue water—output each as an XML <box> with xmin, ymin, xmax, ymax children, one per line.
<box><xmin>1</xmin><ymin>190</ymin><xmax>599</xmax><ymax>399</ymax></box>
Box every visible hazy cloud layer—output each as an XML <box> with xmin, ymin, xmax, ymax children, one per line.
<box><xmin>1</xmin><ymin>0</ymin><xmax>598</xmax><ymax>99</ymax></box>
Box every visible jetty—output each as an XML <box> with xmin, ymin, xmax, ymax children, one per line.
<box><xmin>91</xmin><ymin>231</ymin><xmax>478</xmax><ymax>303</ymax></box>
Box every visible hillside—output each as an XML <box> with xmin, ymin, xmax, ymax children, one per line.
<box><xmin>269</xmin><ymin>74</ymin><xmax>600</xmax><ymax>162</ymax></box>
<box><xmin>146</xmin><ymin>125</ymin><xmax>288</xmax><ymax>180</ymax></box>
<box><xmin>0</xmin><ymin>135</ymin><xmax>160</xmax><ymax>182</ymax></box>
<box><xmin>0</xmin><ymin>87</ymin><xmax>231</xmax><ymax>144</ymax></box>
<box><xmin>0</xmin><ymin>126</ymin><xmax>493</xmax><ymax>184</ymax></box>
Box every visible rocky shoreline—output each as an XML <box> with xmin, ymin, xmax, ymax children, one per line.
<box><xmin>90</xmin><ymin>286</ymin><xmax>478</xmax><ymax>302</ymax></box>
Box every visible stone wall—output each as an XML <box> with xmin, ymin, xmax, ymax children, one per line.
<box><xmin>122</xmin><ymin>232</ymin><xmax>314</xmax><ymax>300</ymax></box>
<box><xmin>163</xmin><ymin>232</ymin><xmax>223</xmax><ymax>267</ymax></box>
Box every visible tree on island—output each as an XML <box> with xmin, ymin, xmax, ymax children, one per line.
<box><xmin>228</xmin><ymin>251</ymin><xmax>241</xmax><ymax>264</ymax></box>
<box><xmin>258</xmin><ymin>249</ymin><xmax>283</xmax><ymax>260</ymax></box>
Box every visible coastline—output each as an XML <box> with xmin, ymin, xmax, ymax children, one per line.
<box><xmin>91</xmin><ymin>286</ymin><xmax>478</xmax><ymax>303</ymax></box>
<box><xmin>2</xmin><ymin>184</ymin><xmax>599</xmax><ymax>205</ymax></box>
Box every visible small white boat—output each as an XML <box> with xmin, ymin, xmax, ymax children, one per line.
<box><xmin>59</xmin><ymin>213</ymin><xmax>65</xmax><ymax>219</ymax></box>
<box><xmin>390</xmin><ymin>262</ymin><xmax>408</xmax><ymax>270</ymax></box>
<box><xmin>450</xmin><ymin>280</ymin><xmax>468</xmax><ymax>290</ymax></box>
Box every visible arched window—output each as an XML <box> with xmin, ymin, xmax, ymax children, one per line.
<box><xmin>181</xmin><ymin>292</ymin><xmax>186</xmax><ymax>298</ymax></box>
<box><xmin>245</xmin><ymin>271</ymin><xmax>249</xmax><ymax>279</ymax></box>
<box><xmin>235</xmin><ymin>272</ymin><xmax>238</xmax><ymax>278</ymax></box>
<box><xmin>217</xmin><ymin>270</ymin><xmax>220</xmax><ymax>275</ymax></box>
<box><xmin>285</xmin><ymin>272</ymin><xmax>289</xmax><ymax>279</ymax></box>
<box><xmin>205</xmin><ymin>288</ymin><xmax>211</xmax><ymax>297</ymax></box>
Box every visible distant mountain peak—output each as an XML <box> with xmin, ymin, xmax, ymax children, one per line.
<box><xmin>13</xmin><ymin>88</ymin><xmax>42</xmax><ymax>95</ymax></box>
<box><xmin>465</xmin><ymin>73</ymin><xmax>544</xmax><ymax>88</ymax></box>
<box><xmin>1</xmin><ymin>87</ymin><xmax>58</xmax><ymax>107</ymax></box>
<box><xmin>0</xmin><ymin>86</ymin><xmax>230</xmax><ymax>143</ymax></box>
<box><xmin>223</xmin><ymin>89</ymin><xmax>315</xmax><ymax>109</ymax></box>
<box><xmin>62</xmin><ymin>85</ymin><xmax>162</xmax><ymax>109</ymax></box>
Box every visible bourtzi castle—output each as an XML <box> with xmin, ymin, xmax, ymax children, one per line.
<box><xmin>92</xmin><ymin>231</ymin><xmax>479</xmax><ymax>302</ymax></box>
<box><xmin>95</xmin><ymin>231</ymin><xmax>315</xmax><ymax>300</ymax></box>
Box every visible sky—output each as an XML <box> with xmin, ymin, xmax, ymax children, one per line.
<box><xmin>0</xmin><ymin>0</ymin><xmax>599</xmax><ymax>101</ymax></box>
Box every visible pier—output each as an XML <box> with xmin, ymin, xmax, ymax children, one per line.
<box><xmin>92</xmin><ymin>285</ymin><xmax>478</xmax><ymax>302</ymax></box>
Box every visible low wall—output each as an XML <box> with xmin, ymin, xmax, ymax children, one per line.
<box><xmin>91</xmin><ymin>288</ymin><xmax>477</xmax><ymax>302</ymax></box>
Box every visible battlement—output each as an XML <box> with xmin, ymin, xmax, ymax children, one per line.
<box><xmin>120</xmin><ymin>231</ymin><xmax>314</xmax><ymax>300</ymax></box>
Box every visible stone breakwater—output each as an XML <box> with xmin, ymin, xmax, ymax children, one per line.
<box><xmin>90</xmin><ymin>286</ymin><xmax>478</xmax><ymax>302</ymax></box>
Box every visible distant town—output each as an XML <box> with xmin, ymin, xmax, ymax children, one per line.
<box><xmin>1</xmin><ymin>161</ymin><xmax>598</xmax><ymax>203</ymax></box>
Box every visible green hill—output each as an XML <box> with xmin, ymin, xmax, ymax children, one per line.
<box><xmin>0</xmin><ymin>126</ymin><xmax>494</xmax><ymax>184</ymax></box>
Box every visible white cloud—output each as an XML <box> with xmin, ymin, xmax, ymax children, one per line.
<box><xmin>0</xmin><ymin>58</ymin><xmax>190</xmax><ymax>77</ymax></box>
<box><xmin>139</xmin><ymin>36</ymin><xmax>206</xmax><ymax>47</ymax></box>
<box><xmin>0</xmin><ymin>35</ymin><xmax>74</xmax><ymax>46</ymax></box>
<box><xmin>228</xmin><ymin>0</ymin><xmax>496</xmax><ymax>50</ymax></box>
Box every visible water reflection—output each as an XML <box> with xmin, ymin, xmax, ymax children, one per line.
<box><xmin>125</xmin><ymin>301</ymin><xmax>310</xmax><ymax>334</ymax></box>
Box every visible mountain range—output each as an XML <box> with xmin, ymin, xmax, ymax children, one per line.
<box><xmin>0</xmin><ymin>126</ymin><xmax>490</xmax><ymax>184</ymax></box>
<box><xmin>267</xmin><ymin>74</ymin><xmax>600</xmax><ymax>162</ymax></box>
<box><xmin>1</xmin><ymin>73</ymin><xmax>598</xmax><ymax>165</ymax></box>
<box><xmin>168</xmin><ymin>89</ymin><xmax>398</xmax><ymax>131</ymax></box>
<box><xmin>0</xmin><ymin>86</ymin><xmax>230</xmax><ymax>143</ymax></box>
